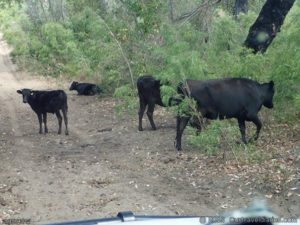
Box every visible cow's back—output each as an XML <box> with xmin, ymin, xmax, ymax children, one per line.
<box><xmin>186</xmin><ymin>78</ymin><xmax>263</xmax><ymax>118</ymax></box>
<box><xmin>32</xmin><ymin>90</ymin><xmax>67</xmax><ymax>113</ymax></box>
<box><xmin>77</xmin><ymin>83</ymin><xmax>96</xmax><ymax>95</ymax></box>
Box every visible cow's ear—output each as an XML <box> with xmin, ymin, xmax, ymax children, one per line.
<box><xmin>17</xmin><ymin>90</ymin><xmax>22</xmax><ymax>94</ymax></box>
<box><xmin>269</xmin><ymin>80</ymin><xmax>274</xmax><ymax>89</ymax></box>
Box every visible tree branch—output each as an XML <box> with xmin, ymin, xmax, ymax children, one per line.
<box><xmin>100</xmin><ymin>16</ymin><xmax>135</xmax><ymax>87</ymax></box>
<box><xmin>174</xmin><ymin>0</ymin><xmax>221</xmax><ymax>24</ymax></box>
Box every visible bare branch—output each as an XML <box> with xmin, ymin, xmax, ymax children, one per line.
<box><xmin>99</xmin><ymin>16</ymin><xmax>135</xmax><ymax>87</ymax></box>
<box><xmin>174</xmin><ymin>0</ymin><xmax>221</xmax><ymax>25</ymax></box>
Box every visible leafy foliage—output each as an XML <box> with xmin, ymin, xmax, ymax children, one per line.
<box><xmin>122</xmin><ymin>0</ymin><xmax>162</xmax><ymax>34</ymax></box>
<box><xmin>0</xmin><ymin>0</ymin><xmax>22</xmax><ymax>8</ymax></box>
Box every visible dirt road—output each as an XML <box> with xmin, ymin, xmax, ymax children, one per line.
<box><xmin>0</xmin><ymin>34</ymin><xmax>299</xmax><ymax>224</ymax></box>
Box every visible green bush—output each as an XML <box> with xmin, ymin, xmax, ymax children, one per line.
<box><xmin>187</xmin><ymin>120</ymin><xmax>222</xmax><ymax>156</ymax></box>
<box><xmin>186</xmin><ymin>120</ymin><xmax>241</xmax><ymax>155</ymax></box>
<box><xmin>114</xmin><ymin>85</ymin><xmax>137</xmax><ymax>116</ymax></box>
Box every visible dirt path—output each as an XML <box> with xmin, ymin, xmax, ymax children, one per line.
<box><xmin>0</xmin><ymin>34</ymin><xmax>299</xmax><ymax>224</ymax></box>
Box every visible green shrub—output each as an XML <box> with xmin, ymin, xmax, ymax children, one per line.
<box><xmin>187</xmin><ymin>120</ymin><xmax>240</xmax><ymax>156</ymax></box>
<box><xmin>113</xmin><ymin>85</ymin><xmax>137</xmax><ymax>116</ymax></box>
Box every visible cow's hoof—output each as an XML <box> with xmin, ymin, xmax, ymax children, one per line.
<box><xmin>176</xmin><ymin>151</ymin><xmax>183</xmax><ymax>157</ymax></box>
<box><xmin>175</xmin><ymin>145</ymin><xmax>182</xmax><ymax>151</ymax></box>
<box><xmin>236</xmin><ymin>140</ymin><xmax>247</xmax><ymax>145</ymax></box>
<box><xmin>39</xmin><ymin>131</ymin><xmax>42</xmax><ymax>134</ymax></box>
<box><xmin>58</xmin><ymin>131</ymin><xmax>62</xmax><ymax>135</ymax></box>
<box><xmin>248</xmin><ymin>136</ymin><xmax>257</xmax><ymax>143</ymax></box>
<box><xmin>65</xmin><ymin>132</ymin><xmax>69</xmax><ymax>135</ymax></box>
<box><xmin>138</xmin><ymin>127</ymin><xmax>143</xmax><ymax>131</ymax></box>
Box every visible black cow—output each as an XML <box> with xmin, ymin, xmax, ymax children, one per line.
<box><xmin>69</xmin><ymin>81</ymin><xmax>102</xmax><ymax>96</ymax></box>
<box><xmin>17</xmin><ymin>89</ymin><xmax>69</xmax><ymax>135</ymax></box>
<box><xmin>137</xmin><ymin>75</ymin><xmax>168</xmax><ymax>131</ymax></box>
<box><xmin>175</xmin><ymin>78</ymin><xmax>275</xmax><ymax>150</ymax></box>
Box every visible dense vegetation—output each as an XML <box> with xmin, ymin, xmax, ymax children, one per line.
<box><xmin>0</xmin><ymin>0</ymin><xmax>299</xmax><ymax>154</ymax></box>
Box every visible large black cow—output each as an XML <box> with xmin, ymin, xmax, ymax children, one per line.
<box><xmin>17</xmin><ymin>89</ymin><xmax>69</xmax><ymax>135</ymax></box>
<box><xmin>69</xmin><ymin>81</ymin><xmax>102</xmax><ymax>96</ymax></box>
<box><xmin>175</xmin><ymin>78</ymin><xmax>275</xmax><ymax>150</ymax></box>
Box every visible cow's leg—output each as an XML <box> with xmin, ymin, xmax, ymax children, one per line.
<box><xmin>138</xmin><ymin>99</ymin><xmax>146</xmax><ymax>131</ymax></box>
<box><xmin>147</xmin><ymin>102</ymin><xmax>156</xmax><ymax>130</ymax></box>
<box><xmin>55</xmin><ymin>111</ymin><xmax>62</xmax><ymax>134</ymax></box>
<box><xmin>37</xmin><ymin>113</ymin><xmax>43</xmax><ymax>134</ymax></box>
<box><xmin>250</xmin><ymin>115</ymin><xmax>262</xmax><ymax>141</ymax></box>
<box><xmin>175</xmin><ymin>116</ymin><xmax>190</xmax><ymax>151</ymax></box>
<box><xmin>62</xmin><ymin>109</ymin><xmax>69</xmax><ymax>135</ymax></box>
<box><xmin>42</xmin><ymin>113</ymin><xmax>48</xmax><ymax>133</ymax></box>
<box><xmin>237</xmin><ymin>118</ymin><xmax>247</xmax><ymax>144</ymax></box>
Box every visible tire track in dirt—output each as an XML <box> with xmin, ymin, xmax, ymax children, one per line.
<box><xmin>0</xmin><ymin>33</ymin><xmax>98</xmax><ymax>222</ymax></box>
<box><xmin>0</xmin><ymin>33</ymin><xmax>52</xmax><ymax>221</ymax></box>
<box><xmin>0</xmin><ymin>39</ymin><xmax>22</xmax><ymax>137</ymax></box>
<box><xmin>0</xmin><ymin>44</ymin><xmax>115</xmax><ymax>222</ymax></box>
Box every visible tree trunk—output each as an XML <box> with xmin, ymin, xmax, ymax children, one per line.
<box><xmin>244</xmin><ymin>0</ymin><xmax>295</xmax><ymax>53</ymax></box>
<box><xmin>233</xmin><ymin>0</ymin><xmax>248</xmax><ymax>17</ymax></box>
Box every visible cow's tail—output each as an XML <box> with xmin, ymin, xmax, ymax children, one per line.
<box><xmin>65</xmin><ymin>100</ymin><xmax>68</xmax><ymax>112</ymax></box>
<box><xmin>136</xmin><ymin>78</ymin><xmax>145</xmax><ymax>99</ymax></box>
<box><xmin>61</xmin><ymin>90</ymin><xmax>68</xmax><ymax>112</ymax></box>
<box><xmin>65</xmin><ymin>93</ymin><xmax>68</xmax><ymax>112</ymax></box>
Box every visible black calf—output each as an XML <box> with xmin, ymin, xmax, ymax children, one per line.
<box><xmin>137</xmin><ymin>75</ymin><xmax>165</xmax><ymax>131</ymax></box>
<box><xmin>69</xmin><ymin>81</ymin><xmax>102</xmax><ymax>96</ymax></box>
<box><xmin>17</xmin><ymin>89</ymin><xmax>69</xmax><ymax>135</ymax></box>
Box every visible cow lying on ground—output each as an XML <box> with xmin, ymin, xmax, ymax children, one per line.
<box><xmin>17</xmin><ymin>89</ymin><xmax>69</xmax><ymax>135</ymax></box>
<box><xmin>175</xmin><ymin>78</ymin><xmax>275</xmax><ymax>151</ymax></box>
<box><xmin>69</xmin><ymin>81</ymin><xmax>102</xmax><ymax>96</ymax></box>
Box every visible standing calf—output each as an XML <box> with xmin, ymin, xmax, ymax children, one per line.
<box><xmin>175</xmin><ymin>78</ymin><xmax>275</xmax><ymax>150</ymax></box>
<box><xmin>69</xmin><ymin>81</ymin><xmax>102</xmax><ymax>96</ymax></box>
<box><xmin>17</xmin><ymin>89</ymin><xmax>69</xmax><ymax>135</ymax></box>
<box><xmin>137</xmin><ymin>75</ymin><xmax>166</xmax><ymax>131</ymax></box>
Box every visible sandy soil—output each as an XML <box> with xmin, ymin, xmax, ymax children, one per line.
<box><xmin>0</xmin><ymin>33</ymin><xmax>299</xmax><ymax>224</ymax></box>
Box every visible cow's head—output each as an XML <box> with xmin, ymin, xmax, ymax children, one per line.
<box><xmin>262</xmin><ymin>81</ymin><xmax>275</xmax><ymax>109</ymax></box>
<box><xmin>17</xmin><ymin>89</ymin><xmax>34</xmax><ymax>103</ymax></box>
<box><xmin>69</xmin><ymin>81</ymin><xmax>78</xmax><ymax>91</ymax></box>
